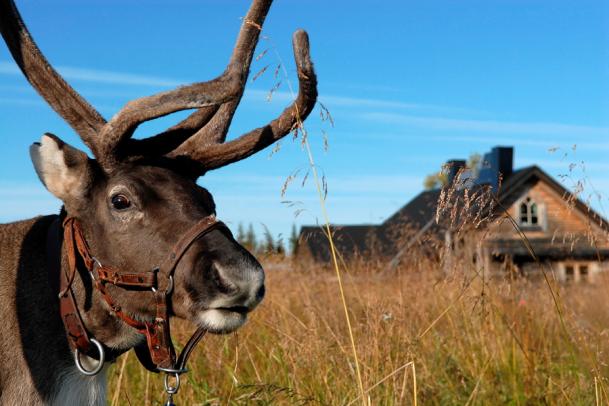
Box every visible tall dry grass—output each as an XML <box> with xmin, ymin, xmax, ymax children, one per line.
<box><xmin>108</xmin><ymin>257</ymin><xmax>609</xmax><ymax>405</ymax></box>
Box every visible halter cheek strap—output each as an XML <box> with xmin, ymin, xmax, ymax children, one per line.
<box><xmin>47</xmin><ymin>214</ymin><xmax>223</xmax><ymax>377</ymax></box>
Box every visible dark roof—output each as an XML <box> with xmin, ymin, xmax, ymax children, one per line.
<box><xmin>299</xmin><ymin>224</ymin><xmax>389</xmax><ymax>262</ymax></box>
<box><xmin>299</xmin><ymin>190</ymin><xmax>442</xmax><ymax>262</ymax></box>
<box><xmin>382</xmin><ymin>189</ymin><xmax>441</xmax><ymax>229</ymax></box>
<box><xmin>377</xmin><ymin>167</ymin><xmax>533</xmax><ymax>240</ymax></box>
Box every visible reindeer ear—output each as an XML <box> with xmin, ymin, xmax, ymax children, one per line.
<box><xmin>29</xmin><ymin>133</ymin><xmax>93</xmax><ymax>201</ymax></box>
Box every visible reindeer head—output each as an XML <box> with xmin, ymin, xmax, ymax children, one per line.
<box><xmin>0</xmin><ymin>0</ymin><xmax>317</xmax><ymax>336</ymax></box>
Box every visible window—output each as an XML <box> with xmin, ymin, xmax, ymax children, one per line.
<box><xmin>579</xmin><ymin>265</ymin><xmax>589</xmax><ymax>283</ymax></box>
<box><xmin>565</xmin><ymin>265</ymin><xmax>575</xmax><ymax>282</ymax></box>
<box><xmin>563</xmin><ymin>263</ymin><xmax>592</xmax><ymax>283</ymax></box>
<box><xmin>519</xmin><ymin>197</ymin><xmax>540</xmax><ymax>227</ymax></box>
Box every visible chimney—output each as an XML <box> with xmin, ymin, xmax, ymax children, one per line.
<box><xmin>496</xmin><ymin>146</ymin><xmax>513</xmax><ymax>179</ymax></box>
<box><xmin>444</xmin><ymin>159</ymin><xmax>466</xmax><ymax>186</ymax></box>
<box><xmin>476</xmin><ymin>146</ymin><xmax>513</xmax><ymax>191</ymax></box>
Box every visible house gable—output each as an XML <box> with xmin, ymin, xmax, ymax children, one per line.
<box><xmin>490</xmin><ymin>174</ymin><xmax>609</xmax><ymax>241</ymax></box>
<box><xmin>480</xmin><ymin>167</ymin><xmax>609</xmax><ymax>276</ymax></box>
<box><xmin>485</xmin><ymin>166</ymin><xmax>609</xmax><ymax>241</ymax></box>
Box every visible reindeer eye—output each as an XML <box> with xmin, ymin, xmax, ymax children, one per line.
<box><xmin>111</xmin><ymin>194</ymin><xmax>131</xmax><ymax>210</ymax></box>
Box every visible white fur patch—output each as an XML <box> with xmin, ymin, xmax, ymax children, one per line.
<box><xmin>30</xmin><ymin>135</ymin><xmax>85</xmax><ymax>200</ymax></box>
<box><xmin>50</xmin><ymin>363</ymin><xmax>107</xmax><ymax>406</ymax></box>
<box><xmin>198</xmin><ymin>309</ymin><xmax>247</xmax><ymax>333</ymax></box>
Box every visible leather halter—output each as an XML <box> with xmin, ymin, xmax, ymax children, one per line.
<box><xmin>46</xmin><ymin>214</ymin><xmax>223</xmax><ymax>374</ymax></box>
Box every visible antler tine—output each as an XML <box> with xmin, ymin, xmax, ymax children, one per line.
<box><xmin>0</xmin><ymin>0</ymin><xmax>106</xmax><ymax>149</ymax></box>
<box><xmin>130</xmin><ymin>0</ymin><xmax>273</xmax><ymax>159</ymax></box>
<box><xmin>170</xmin><ymin>30</ymin><xmax>317</xmax><ymax>171</ymax></box>
<box><xmin>97</xmin><ymin>69</ymin><xmax>242</xmax><ymax>167</ymax></box>
<box><xmin>122</xmin><ymin>106</ymin><xmax>219</xmax><ymax>158</ymax></box>
<box><xmin>189</xmin><ymin>0</ymin><xmax>273</xmax><ymax>145</ymax></box>
<box><xmin>98</xmin><ymin>0</ymin><xmax>274</xmax><ymax>168</ymax></box>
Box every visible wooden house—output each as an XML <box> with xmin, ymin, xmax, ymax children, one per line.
<box><xmin>298</xmin><ymin>147</ymin><xmax>609</xmax><ymax>281</ymax></box>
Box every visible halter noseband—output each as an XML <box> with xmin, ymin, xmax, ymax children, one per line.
<box><xmin>47</xmin><ymin>214</ymin><xmax>224</xmax><ymax>401</ymax></box>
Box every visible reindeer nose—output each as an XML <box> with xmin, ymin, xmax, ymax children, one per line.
<box><xmin>210</xmin><ymin>260</ymin><xmax>265</xmax><ymax>310</ymax></box>
<box><xmin>209</xmin><ymin>263</ymin><xmax>239</xmax><ymax>295</ymax></box>
<box><xmin>255</xmin><ymin>283</ymin><xmax>265</xmax><ymax>303</ymax></box>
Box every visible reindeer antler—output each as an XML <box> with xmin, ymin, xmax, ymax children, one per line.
<box><xmin>123</xmin><ymin>0</ymin><xmax>276</xmax><ymax>165</ymax></box>
<box><xmin>0</xmin><ymin>0</ymin><xmax>318</xmax><ymax>175</ymax></box>
<box><xmin>169</xmin><ymin>30</ymin><xmax>317</xmax><ymax>171</ymax></box>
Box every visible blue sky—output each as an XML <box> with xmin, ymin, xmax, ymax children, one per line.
<box><xmin>1</xmin><ymin>0</ymin><xmax>608</xmax><ymax>244</ymax></box>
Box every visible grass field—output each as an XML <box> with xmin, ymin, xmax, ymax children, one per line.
<box><xmin>107</xmin><ymin>257</ymin><xmax>609</xmax><ymax>405</ymax></box>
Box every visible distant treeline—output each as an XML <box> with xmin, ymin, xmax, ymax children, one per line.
<box><xmin>235</xmin><ymin>222</ymin><xmax>299</xmax><ymax>257</ymax></box>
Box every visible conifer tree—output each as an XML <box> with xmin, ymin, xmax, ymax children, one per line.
<box><xmin>289</xmin><ymin>223</ymin><xmax>299</xmax><ymax>256</ymax></box>
<box><xmin>244</xmin><ymin>223</ymin><xmax>257</xmax><ymax>252</ymax></box>
<box><xmin>236</xmin><ymin>222</ymin><xmax>246</xmax><ymax>245</ymax></box>
<box><xmin>263</xmin><ymin>229</ymin><xmax>275</xmax><ymax>254</ymax></box>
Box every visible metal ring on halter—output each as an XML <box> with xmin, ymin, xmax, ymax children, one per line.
<box><xmin>157</xmin><ymin>366</ymin><xmax>188</xmax><ymax>375</ymax></box>
<box><xmin>165</xmin><ymin>275</ymin><xmax>174</xmax><ymax>294</ymax></box>
<box><xmin>152</xmin><ymin>275</ymin><xmax>174</xmax><ymax>295</ymax></box>
<box><xmin>164</xmin><ymin>372</ymin><xmax>180</xmax><ymax>395</ymax></box>
<box><xmin>74</xmin><ymin>338</ymin><xmax>105</xmax><ymax>376</ymax></box>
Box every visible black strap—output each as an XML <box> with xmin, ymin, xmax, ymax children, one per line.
<box><xmin>134</xmin><ymin>340</ymin><xmax>159</xmax><ymax>373</ymax></box>
<box><xmin>175</xmin><ymin>327</ymin><xmax>207</xmax><ymax>372</ymax></box>
<box><xmin>134</xmin><ymin>327</ymin><xmax>207</xmax><ymax>373</ymax></box>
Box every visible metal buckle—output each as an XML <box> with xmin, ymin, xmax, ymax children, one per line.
<box><xmin>89</xmin><ymin>257</ymin><xmax>103</xmax><ymax>282</ymax></box>
<box><xmin>74</xmin><ymin>338</ymin><xmax>105</xmax><ymax>376</ymax></box>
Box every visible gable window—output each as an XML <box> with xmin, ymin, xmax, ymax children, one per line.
<box><xmin>519</xmin><ymin>197</ymin><xmax>540</xmax><ymax>227</ymax></box>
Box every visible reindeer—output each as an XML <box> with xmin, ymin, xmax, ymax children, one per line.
<box><xmin>0</xmin><ymin>0</ymin><xmax>317</xmax><ymax>404</ymax></box>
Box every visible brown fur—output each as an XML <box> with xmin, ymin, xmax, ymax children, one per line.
<box><xmin>0</xmin><ymin>216</ymin><xmax>73</xmax><ymax>403</ymax></box>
